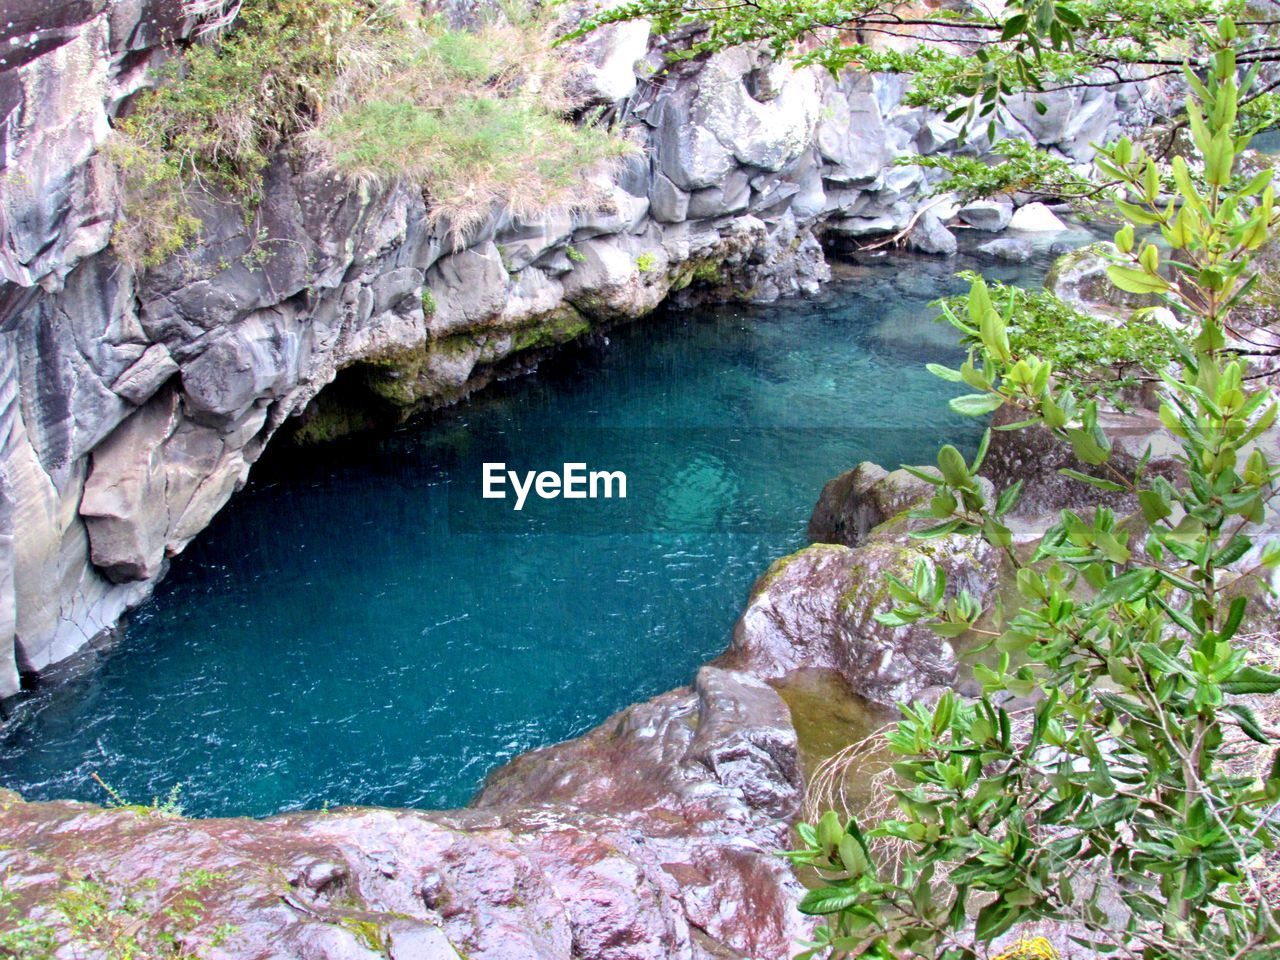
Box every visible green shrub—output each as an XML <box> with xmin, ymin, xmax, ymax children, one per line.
<box><xmin>934</xmin><ymin>274</ymin><xmax>1175</xmax><ymax>407</ymax></box>
<box><xmin>791</xmin><ymin>23</ymin><xmax>1280</xmax><ymax>960</ymax></box>
<box><xmin>110</xmin><ymin>0</ymin><xmax>373</xmax><ymax>265</ymax></box>
<box><xmin>0</xmin><ymin>869</ymin><xmax>234</xmax><ymax>960</ymax></box>
<box><xmin>315</xmin><ymin>12</ymin><xmax>630</xmax><ymax>237</ymax></box>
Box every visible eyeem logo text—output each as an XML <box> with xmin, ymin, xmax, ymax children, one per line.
<box><xmin>482</xmin><ymin>462</ymin><xmax>627</xmax><ymax>511</ymax></box>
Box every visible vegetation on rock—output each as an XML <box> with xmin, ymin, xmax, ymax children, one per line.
<box><xmin>109</xmin><ymin>0</ymin><xmax>627</xmax><ymax>265</ymax></box>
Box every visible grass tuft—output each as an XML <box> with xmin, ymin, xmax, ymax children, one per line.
<box><xmin>109</xmin><ymin>1</ymin><xmax>630</xmax><ymax>264</ymax></box>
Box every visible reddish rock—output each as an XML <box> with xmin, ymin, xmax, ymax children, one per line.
<box><xmin>0</xmin><ymin>668</ymin><xmax>810</xmax><ymax>960</ymax></box>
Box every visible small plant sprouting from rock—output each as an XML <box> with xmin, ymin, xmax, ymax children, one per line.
<box><xmin>566</xmin><ymin>244</ymin><xmax>587</xmax><ymax>263</ymax></box>
<box><xmin>0</xmin><ymin>868</ymin><xmax>236</xmax><ymax>960</ymax></box>
<box><xmin>790</xmin><ymin>23</ymin><xmax>1280</xmax><ymax>960</ymax></box>
<box><xmin>421</xmin><ymin>287</ymin><xmax>437</xmax><ymax>317</ymax></box>
<box><xmin>635</xmin><ymin>252</ymin><xmax>657</xmax><ymax>273</ymax></box>
<box><xmin>92</xmin><ymin>772</ymin><xmax>185</xmax><ymax>817</ymax></box>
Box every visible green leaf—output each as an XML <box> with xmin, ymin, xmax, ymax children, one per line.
<box><xmin>909</xmin><ymin>519</ymin><xmax>966</xmax><ymax>540</ymax></box>
<box><xmin>994</xmin><ymin>480</ymin><xmax>1023</xmax><ymax>518</ymax></box>
<box><xmin>937</xmin><ymin>446</ymin><xmax>970</xmax><ymax>487</ymax></box>
<box><xmin>1059</xmin><ymin>468</ymin><xmax>1124</xmax><ymax>491</ymax></box>
<box><xmin>1226</xmin><ymin>704</ymin><xmax>1270</xmax><ymax>744</ymax></box>
<box><xmin>926</xmin><ymin>363</ymin><xmax>964</xmax><ymax>382</ymax></box>
<box><xmin>900</xmin><ymin>464</ymin><xmax>944</xmax><ymax>486</ymax></box>
<box><xmin>1214</xmin><ymin>534</ymin><xmax>1252</xmax><ymax>566</ymax></box>
<box><xmin>974</xmin><ymin>899</ymin><xmax>1019</xmax><ymax>940</ymax></box>
<box><xmin>1095</xmin><ymin>568</ymin><xmax>1157</xmax><ymax>605</ymax></box>
<box><xmin>1106</xmin><ymin>265</ymin><xmax>1169</xmax><ymax>294</ymax></box>
<box><xmin>1138</xmin><ymin>643</ymin><xmax>1190</xmax><ymax>678</ymax></box>
<box><xmin>1085</xmin><ymin>795</ymin><xmax>1138</xmax><ymax>828</ymax></box>
<box><xmin>1138</xmin><ymin>489</ymin><xmax>1172</xmax><ymax>523</ymax></box>
<box><xmin>949</xmin><ymin>393</ymin><xmax>1004</xmax><ymax>416</ymax></box>
<box><xmin>797</xmin><ymin>885</ymin><xmax>863</xmax><ymax>915</ymax></box>
<box><xmin>1066</xmin><ymin>428</ymin><xmax>1110</xmax><ymax>465</ymax></box>
<box><xmin>1222</xmin><ymin>665</ymin><xmax>1280</xmax><ymax>695</ymax></box>
<box><xmin>1221</xmin><ymin>595</ymin><xmax>1247</xmax><ymax>642</ymax></box>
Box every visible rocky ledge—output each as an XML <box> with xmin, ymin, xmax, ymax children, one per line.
<box><xmin>0</xmin><ymin>0</ymin><xmax>1168</xmax><ymax>695</ymax></box>
<box><xmin>0</xmin><ymin>666</ymin><xmax>809</xmax><ymax>960</ymax></box>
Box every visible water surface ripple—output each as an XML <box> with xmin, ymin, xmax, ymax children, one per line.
<box><xmin>0</xmin><ymin>246</ymin><xmax>1066</xmax><ymax>816</ymax></box>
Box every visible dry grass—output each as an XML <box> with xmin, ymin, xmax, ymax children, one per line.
<box><xmin>313</xmin><ymin>5</ymin><xmax>633</xmax><ymax>238</ymax></box>
<box><xmin>110</xmin><ymin>0</ymin><xmax>632</xmax><ymax>265</ymax></box>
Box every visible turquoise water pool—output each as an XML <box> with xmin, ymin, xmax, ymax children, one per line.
<box><xmin>0</xmin><ymin>247</ymin><xmax>1057</xmax><ymax>817</ymax></box>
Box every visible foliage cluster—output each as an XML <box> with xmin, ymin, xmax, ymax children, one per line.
<box><xmin>789</xmin><ymin>23</ymin><xmax>1280</xmax><ymax>960</ymax></box>
<box><xmin>111</xmin><ymin>0</ymin><xmax>625</xmax><ymax>264</ymax></box>
<box><xmin>907</xmin><ymin>140</ymin><xmax>1090</xmax><ymax>206</ymax></box>
<box><xmin>934</xmin><ymin>273</ymin><xmax>1175</xmax><ymax>406</ymax></box>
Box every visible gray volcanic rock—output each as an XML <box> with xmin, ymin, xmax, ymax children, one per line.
<box><xmin>908</xmin><ymin>210</ymin><xmax>958</xmax><ymax>256</ymax></box>
<box><xmin>959</xmin><ymin>200</ymin><xmax>1014</xmax><ymax>232</ymax></box>
<box><xmin>977</xmin><ymin>237</ymin><xmax>1033</xmax><ymax>262</ymax></box>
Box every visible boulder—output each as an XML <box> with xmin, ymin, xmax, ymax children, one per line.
<box><xmin>958</xmin><ymin>199</ymin><xmax>1013</xmax><ymax>232</ymax></box>
<box><xmin>808</xmin><ymin>462</ymin><xmax>937</xmax><ymax>546</ymax></box>
<box><xmin>425</xmin><ymin>243</ymin><xmax>513</xmax><ymax>336</ymax></box>
<box><xmin>1044</xmin><ymin>241</ymin><xmax>1152</xmax><ymax>315</ymax></box>
<box><xmin>817</xmin><ymin>80</ymin><xmax>890</xmax><ymax>182</ymax></box>
<box><xmin>110</xmin><ymin>343</ymin><xmax>179</xmax><ymax>406</ymax></box>
<box><xmin>649</xmin><ymin>173</ymin><xmax>690</xmax><ymax>223</ymax></box>
<box><xmin>79</xmin><ymin>391</ymin><xmax>181</xmax><ymax>583</ymax></box>
<box><xmin>728</xmin><ymin>538</ymin><xmax>989</xmax><ymax>705</ymax></box>
<box><xmin>977</xmin><ymin>238</ymin><xmax>1033</xmax><ymax>262</ymax></box>
<box><xmin>686</xmin><ymin>169</ymin><xmax>752</xmax><ymax>219</ymax></box>
<box><xmin>908</xmin><ymin>210</ymin><xmax>957</xmax><ymax>256</ymax></box>
<box><xmin>567</xmin><ymin>18</ymin><xmax>650</xmax><ymax>103</ymax></box>
<box><xmin>695</xmin><ymin>47</ymin><xmax>821</xmax><ymax>174</ymax></box>
<box><xmin>655</xmin><ymin>94</ymin><xmax>736</xmax><ymax>191</ymax></box>
<box><xmin>1009</xmin><ymin>202</ymin><xmax>1068</xmax><ymax>232</ymax></box>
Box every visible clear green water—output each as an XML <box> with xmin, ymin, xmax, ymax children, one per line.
<box><xmin>0</xmin><ymin>247</ymin><xmax>1061</xmax><ymax>817</ymax></box>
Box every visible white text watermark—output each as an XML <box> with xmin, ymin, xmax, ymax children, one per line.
<box><xmin>482</xmin><ymin>462</ymin><xmax>627</xmax><ymax>511</ymax></box>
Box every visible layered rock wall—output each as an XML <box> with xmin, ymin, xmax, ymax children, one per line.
<box><xmin>0</xmin><ymin>0</ymin><xmax>1155</xmax><ymax>696</ymax></box>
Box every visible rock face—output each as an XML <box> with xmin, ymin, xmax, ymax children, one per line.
<box><xmin>0</xmin><ymin>3</ymin><xmax>1164</xmax><ymax>692</ymax></box>
<box><xmin>727</xmin><ymin>464</ymin><xmax>1000</xmax><ymax>705</ymax></box>
<box><xmin>0</xmin><ymin>665</ymin><xmax>810</xmax><ymax>960</ymax></box>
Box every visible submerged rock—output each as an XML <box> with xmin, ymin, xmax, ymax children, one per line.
<box><xmin>977</xmin><ymin>237</ymin><xmax>1033</xmax><ymax>262</ymax></box>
